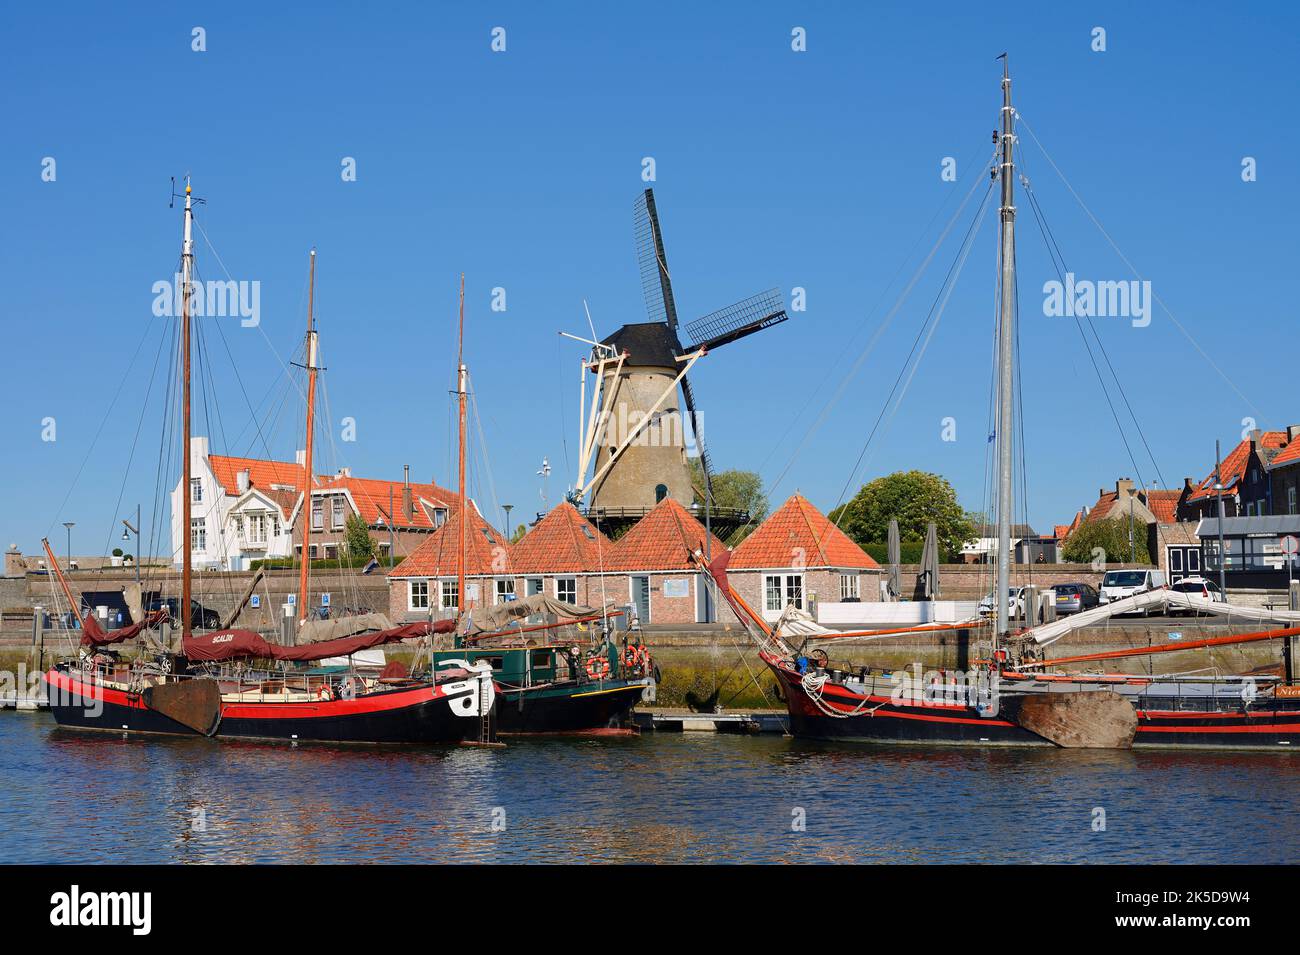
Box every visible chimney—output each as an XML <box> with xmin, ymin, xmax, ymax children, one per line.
<box><xmin>295</xmin><ymin>449</ymin><xmax>306</xmax><ymax>466</ymax></box>
<box><xmin>236</xmin><ymin>468</ymin><xmax>250</xmax><ymax>494</ymax></box>
<box><xmin>1183</xmin><ymin>476</ymin><xmax>1195</xmax><ymax>491</ymax></box>
<box><xmin>403</xmin><ymin>465</ymin><xmax>413</xmax><ymax>521</ymax></box>
<box><xmin>1288</xmin><ymin>425</ymin><xmax>1300</xmax><ymax>443</ymax></box>
<box><xmin>1249</xmin><ymin>428</ymin><xmax>1262</xmax><ymax>451</ymax></box>
<box><xmin>335</xmin><ymin>466</ymin><xmax>351</xmax><ymax>478</ymax></box>
<box><xmin>1115</xmin><ymin>477</ymin><xmax>1135</xmax><ymax>498</ymax></box>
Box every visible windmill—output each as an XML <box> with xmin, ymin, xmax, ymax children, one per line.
<box><xmin>571</xmin><ymin>187</ymin><xmax>791</xmax><ymax>538</ymax></box>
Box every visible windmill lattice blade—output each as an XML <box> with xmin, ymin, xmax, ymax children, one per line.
<box><xmin>633</xmin><ymin>189</ymin><xmax>680</xmax><ymax>330</ymax></box>
<box><xmin>685</xmin><ymin>288</ymin><xmax>788</xmax><ymax>350</ymax></box>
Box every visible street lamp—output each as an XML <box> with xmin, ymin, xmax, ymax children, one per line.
<box><xmin>62</xmin><ymin>522</ymin><xmax>75</xmax><ymax>574</ymax></box>
<box><xmin>503</xmin><ymin>504</ymin><xmax>514</xmax><ymax>541</ymax></box>
<box><xmin>122</xmin><ymin>503</ymin><xmax>141</xmax><ymax>586</ymax></box>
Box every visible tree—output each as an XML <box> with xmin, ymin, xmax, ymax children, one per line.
<box><xmin>1061</xmin><ymin>517</ymin><xmax>1151</xmax><ymax>565</ymax></box>
<box><xmin>509</xmin><ymin>523</ymin><xmax>528</xmax><ymax>544</ymax></box>
<box><xmin>688</xmin><ymin>459</ymin><xmax>768</xmax><ymax>545</ymax></box>
<box><xmin>343</xmin><ymin>513</ymin><xmax>375</xmax><ymax>560</ymax></box>
<box><xmin>829</xmin><ymin>470</ymin><xmax>976</xmax><ymax>559</ymax></box>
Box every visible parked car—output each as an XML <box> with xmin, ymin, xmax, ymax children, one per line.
<box><xmin>1052</xmin><ymin>582</ymin><xmax>1100</xmax><ymax>616</ymax></box>
<box><xmin>978</xmin><ymin>587</ymin><xmax>1026</xmax><ymax>618</ymax></box>
<box><xmin>1099</xmin><ymin>569</ymin><xmax>1167</xmax><ymax>615</ymax></box>
<box><xmin>1169</xmin><ymin>576</ymin><xmax>1226</xmax><ymax>615</ymax></box>
<box><xmin>146</xmin><ymin>596</ymin><xmax>221</xmax><ymax>630</ymax></box>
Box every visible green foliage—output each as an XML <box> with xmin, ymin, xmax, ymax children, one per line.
<box><xmin>829</xmin><ymin>471</ymin><xmax>975</xmax><ymax>560</ymax></box>
<box><xmin>1061</xmin><ymin>517</ymin><xmax>1151</xmax><ymax>565</ymax></box>
<box><xmin>343</xmin><ymin>513</ymin><xmax>375</xmax><ymax>560</ymax></box>
<box><xmin>862</xmin><ymin>540</ymin><xmax>927</xmax><ymax>564</ymax></box>
<box><xmin>509</xmin><ymin>524</ymin><xmax>528</xmax><ymax>544</ymax></box>
<box><xmin>688</xmin><ymin>459</ymin><xmax>768</xmax><ymax>545</ymax></box>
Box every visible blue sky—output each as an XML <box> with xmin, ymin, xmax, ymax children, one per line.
<box><xmin>1</xmin><ymin>1</ymin><xmax>1297</xmax><ymax>557</ymax></box>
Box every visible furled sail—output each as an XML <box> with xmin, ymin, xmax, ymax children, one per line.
<box><xmin>458</xmin><ymin>594</ymin><xmax>614</xmax><ymax>638</ymax></box>
<box><xmin>1026</xmin><ymin>589</ymin><xmax>1300</xmax><ymax>646</ymax></box>
<box><xmin>295</xmin><ymin>611</ymin><xmax>394</xmax><ymax>644</ymax></box>
<box><xmin>182</xmin><ymin>619</ymin><xmax>455</xmax><ymax>663</ymax></box>
<box><xmin>80</xmin><ymin>609</ymin><xmax>168</xmax><ymax>649</ymax></box>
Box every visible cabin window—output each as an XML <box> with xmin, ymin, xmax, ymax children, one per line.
<box><xmin>331</xmin><ymin>497</ymin><xmax>346</xmax><ymax>530</ymax></box>
<box><xmin>530</xmin><ymin>649</ymin><xmax>552</xmax><ymax>670</ymax></box>
<box><xmin>840</xmin><ymin>574</ymin><xmax>860</xmax><ymax>601</ymax></box>
<box><xmin>409</xmin><ymin>580</ymin><xmax>429</xmax><ymax>610</ymax></box>
<box><xmin>191</xmin><ymin>518</ymin><xmax>206</xmax><ymax>552</ymax></box>
<box><xmin>655</xmin><ymin>484</ymin><xmax>668</xmax><ymax>503</ymax></box>
<box><xmin>495</xmin><ymin>578</ymin><xmax>515</xmax><ymax>603</ymax></box>
<box><xmin>191</xmin><ymin>478</ymin><xmax>203</xmax><ymax>503</ymax></box>
<box><xmin>556</xmin><ymin>577</ymin><xmax>576</xmax><ymax>603</ymax></box>
<box><xmin>441</xmin><ymin>579</ymin><xmax>459</xmax><ymax>611</ymax></box>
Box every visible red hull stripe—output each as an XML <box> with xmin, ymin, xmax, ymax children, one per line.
<box><xmin>1137</xmin><ymin>722</ymin><xmax>1300</xmax><ymax>734</ymax></box>
<box><xmin>45</xmin><ymin>669</ymin><xmax>458</xmax><ymax>720</ymax></box>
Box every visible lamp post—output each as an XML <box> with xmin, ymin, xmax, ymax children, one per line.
<box><xmin>503</xmin><ymin>504</ymin><xmax>514</xmax><ymax>541</ymax></box>
<box><xmin>122</xmin><ymin>503</ymin><xmax>141</xmax><ymax>587</ymax></box>
<box><xmin>62</xmin><ymin>522</ymin><xmax>75</xmax><ymax>574</ymax></box>
<box><xmin>1214</xmin><ymin>440</ymin><xmax>1227</xmax><ymax>596</ymax></box>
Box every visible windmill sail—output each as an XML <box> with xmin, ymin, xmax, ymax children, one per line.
<box><xmin>684</xmin><ymin>288</ymin><xmax>789</xmax><ymax>350</ymax></box>
<box><xmin>633</xmin><ymin>188</ymin><xmax>681</xmax><ymax>332</ymax></box>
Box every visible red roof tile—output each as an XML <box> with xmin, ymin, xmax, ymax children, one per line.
<box><xmin>605</xmin><ymin>498</ymin><xmax>728</xmax><ymax>572</ymax></box>
<box><xmin>210</xmin><ymin>455</ymin><xmax>310</xmax><ymax>496</ymax></box>
<box><xmin>731</xmin><ymin>494</ymin><xmax>879</xmax><ymax>570</ymax></box>
<box><xmin>319</xmin><ymin>475</ymin><xmax>454</xmax><ymax>530</ymax></box>
<box><xmin>510</xmin><ymin>503</ymin><xmax>613</xmax><ymax>574</ymax></box>
<box><xmin>1187</xmin><ymin>433</ymin><xmax>1288</xmax><ymax>502</ymax></box>
<box><xmin>388</xmin><ymin>506</ymin><xmax>510</xmax><ymax>578</ymax></box>
<box><xmin>1269</xmin><ymin>435</ymin><xmax>1300</xmax><ymax>468</ymax></box>
<box><xmin>1145</xmin><ymin>490</ymin><xmax>1181</xmax><ymax>523</ymax></box>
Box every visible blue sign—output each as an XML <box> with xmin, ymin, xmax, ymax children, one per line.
<box><xmin>321</xmin><ymin>592</ymin><xmax>331</xmax><ymax>607</ymax></box>
<box><xmin>1168</xmin><ymin>632</ymin><xmax>1182</xmax><ymax>641</ymax></box>
<box><xmin>287</xmin><ymin>593</ymin><xmax>296</xmax><ymax>606</ymax></box>
<box><xmin>250</xmin><ymin>594</ymin><xmax>261</xmax><ymax>609</ymax></box>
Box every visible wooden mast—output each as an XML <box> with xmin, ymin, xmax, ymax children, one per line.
<box><xmin>456</xmin><ymin>273</ymin><xmax>467</xmax><ymax>616</ymax></box>
<box><xmin>180</xmin><ymin>180</ymin><xmax>195</xmax><ymax>641</ymax></box>
<box><xmin>41</xmin><ymin>537</ymin><xmax>84</xmax><ymax>628</ymax></box>
<box><xmin>297</xmin><ymin>248</ymin><xmax>319</xmax><ymax>627</ymax></box>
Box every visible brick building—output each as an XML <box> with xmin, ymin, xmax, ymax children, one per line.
<box><xmin>386</xmin><ymin>504</ymin><xmax>511</xmax><ymax>622</ymax></box>
<box><xmin>727</xmin><ymin>493</ymin><xmax>881</xmax><ymax>623</ymax></box>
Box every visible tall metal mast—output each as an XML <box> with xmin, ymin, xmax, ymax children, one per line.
<box><xmin>995</xmin><ymin>57</ymin><xmax>1017</xmax><ymax>646</ymax></box>
<box><xmin>456</xmin><ymin>274</ymin><xmax>467</xmax><ymax>617</ymax></box>
<box><xmin>297</xmin><ymin>249</ymin><xmax>319</xmax><ymax>626</ymax></box>
<box><xmin>181</xmin><ymin>180</ymin><xmax>195</xmax><ymax>642</ymax></box>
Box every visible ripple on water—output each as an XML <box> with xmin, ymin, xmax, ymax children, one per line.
<box><xmin>1</xmin><ymin>715</ymin><xmax>1297</xmax><ymax>863</ymax></box>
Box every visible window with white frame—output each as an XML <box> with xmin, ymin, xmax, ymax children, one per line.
<box><xmin>332</xmin><ymin>497</ymin><xmax>346</xmax><ymax>530</ymax></box>
<box><xmin>764</xmin><ymin>573</ymin><xmax>803</xmax><ymax>612</ymax></box>
<box><xmin>191</xmin><ymin>518</ymin><xmax>206</xmax><ymax>552</ymax></box>
<box><xmin>409</xmin><ymin>580</ymin><xmax>429</xmax><ymax>610</ymax></box>
<box><xmin>1290</xmin><ymin>486</ymin><xmax>1297</xmax><ymax>515</ymax></box>
<box><xmin>312</xmin><ymin>499</ymin><xmax>324</xmax><ymax>530</ymax></box>
<box><xmin>190</xmin><ymin>478</ymin><xmax>203</xmax><ymax>503</ymax></box>
<box><xmin>495</xmin><ymin>578</ymin><xmax>515</xmax><ymax>603</ymax></box>
<box><xmin>247</xmin><ymin>512</ymin><xmax>266</xmax><ymax>545</ymax></box>
<box><xmin>440</xmin><ymin>579</ymin><xmax>459</xmax><ymax>611</ymax></box>
<box><xmin>840</xmin><ymin>574</ymin><xmax>860</xmax><ymax>601</ymax></box>
<box><xmin>556</xmin><ymin>577</ymin><xmax>576</xmax><ymax>603</ymax></box>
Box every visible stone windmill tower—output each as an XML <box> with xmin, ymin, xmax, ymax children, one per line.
<box><xmin>574</xmin><ymin>188</ymin><xmax>791</xmax><ymax>537</ymax></box>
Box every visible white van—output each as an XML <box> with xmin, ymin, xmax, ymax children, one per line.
<box><xmin>1099</xmin><ymin>568</ymin><xmax>1167</xmax><ymax>612</ymax></box>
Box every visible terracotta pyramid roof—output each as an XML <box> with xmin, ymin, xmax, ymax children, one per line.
<box><xmin>606</xmin><ymin>498</ymin><xmax>727</xmax><ymax>572</ymax></box>
<box><xmin>388</xmin><ymin>504</ymin><xmax>510</xmax><ymax>578</ymax></box>
<box><xmin>511</xmin><ymin>503</ymin><xmax>613</xmax><ymax>574</ymax></box>
<box><xmin>731</xmin><ymin>493</ymin><xmax>879</xmax><ymax>570</ymax></box>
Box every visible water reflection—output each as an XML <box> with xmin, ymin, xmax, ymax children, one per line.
<box><xmin>2</xmin><ymin>716</ymin><xmax>1296</xmax><ymax>863</ymax></box>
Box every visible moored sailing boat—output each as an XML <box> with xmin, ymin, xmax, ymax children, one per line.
<box><xmin>698</xmin><ymin>60</ymin><xmax>1300</xmax><ymax>750</ymax></box>
<box><xmin>40</xmin><ymin>181</ymin><xmax>498</xmax><ymax>745</ymax></box>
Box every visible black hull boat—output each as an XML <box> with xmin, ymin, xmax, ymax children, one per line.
<box><xmin>766</xmin><ymin>653</ymin><xmax>1300</xmax><ymax>750</ymax></box>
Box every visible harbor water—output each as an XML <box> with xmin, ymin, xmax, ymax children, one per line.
<box><xmin>3</xmin><ymin>713</ymin><xmax>1297</xmax><ymax>864</ymax></box>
